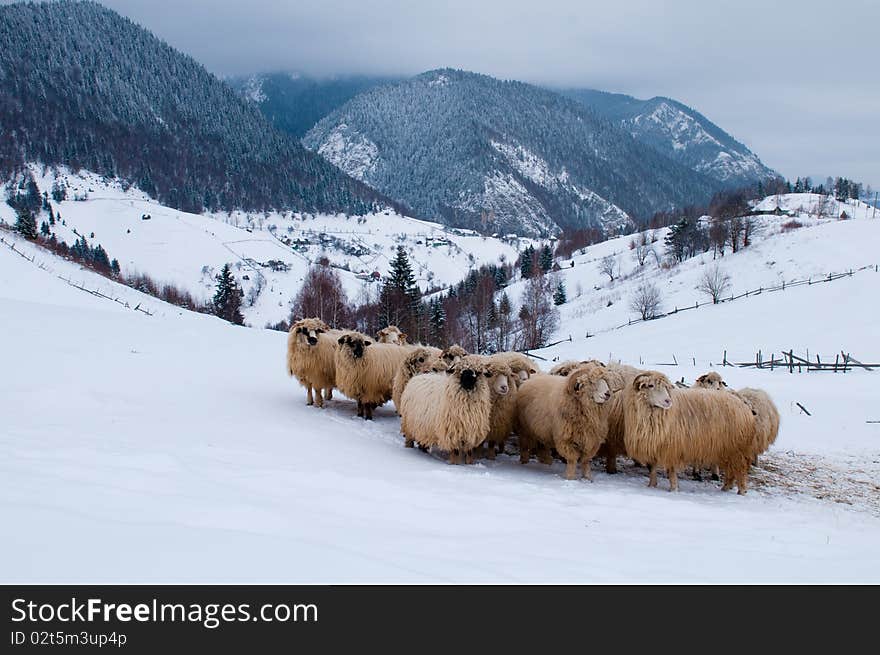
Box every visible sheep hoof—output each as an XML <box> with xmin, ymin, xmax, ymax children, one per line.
<box><xmin>711</xmin><ymin>472</ymin><xmax>720</xmax><ymax>481</ymax></box>
<box><xmin>418</xmin><ymin>444</ymin><xmax>428</xmax><ymax>452</ymax></box>
<box><xmin>692</xmin><ymin>471</ymin><xmax>703</xmax><ymax>481</ymax></box>
<box><xmin>404</xmin><ymin>438</ymin><xmax>414</xmax><ymax>448</ymax></box>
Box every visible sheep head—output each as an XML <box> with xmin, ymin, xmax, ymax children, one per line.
<box><xmin>567</xmin><ymin>364</ymin><xmax>612</xmax><ymax>405</ymax></box>
<box><xmin>632</xmin><ymin>371</ymin><xmax>673</xmax><ymax>409</ymax></box>
<box><xmin>441</xmin><ymin>344</ymin><xmax>467</xmax><ymax>366</ymax></box>
<box><xmin>291</xmin><ymin>318</ymin><xmax>330</xmax><ymax>347</ymax></box>
<box><xmin>377</xmin><ymin>325</ymin><xmax>408</xmax><ymax>345</ymax></box>
<box><xmin>337</xmin><ymin>332</ymin><xmax>371</xmax><ymax>359</ymax></box>
<box><xmin>483</xmin><ymin>361</ymin><xmax>512</xmax><ymax>397</ymax></box>
<box><xmin>403</xmin><ymin>347</ymin><xmax>438</xmax><ymax>375</ymax></box>
<box><xmin>694</xmin><ymin>371</ymin><xmax>727</xmax><ymax>390</ymax></box>
<box><xmin>449</xmin><ymin>355</ymin><xmax>489</xmax><ymax>393</ymax></box>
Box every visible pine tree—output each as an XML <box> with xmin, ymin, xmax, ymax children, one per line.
<box><xmin>14</xmin><ymin>208</ymin><xmax>37</xmax><ymax>239</ymax></box>
<box><xmin>519</xmin><ymin>245</ymin><xmax>535</xmax><ymax>279</ymax></box>
<box><xmin>553</xmin><ymin>280</ymin><xmax>567</xmax><ymax>305</ymax></box>
<box><xmin>40</xmin><ymin>220</ymin><xmax>50</xmax><ymax>237</ymax></box>
<box><xmin>429</xmin><ymin>297</ymin><xmax>445</xmax><ymax>345</ymax></box>
<box><xmin>379</xmin><ymin>246</ymin><xmax>421</xmax><ymax>336</ymax></box>
<box><xmin>212</xmin><ymin>263</ymin><xmax>244</xmax><ymax>325</ymax></box>
<box><xmin>111</xmin><ymin>259</ymin><xmax>121</xmax><ymax>276</ymax></box>
<box><xmin>540</xmin><ymin>244</ymin><xmax>553</xmax><ymax>273</ymax></box>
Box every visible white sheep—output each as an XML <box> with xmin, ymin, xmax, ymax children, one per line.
<box><xmin>391</xmin><ymin>346</ymin><xmax>448</xmax><ymax>413</ymax></box>
<box><xmin>334</xmin><ymin>331</ymin><xmax>412</xmax><ymax>420</ymax></box>
<box><xmin>398</xmin><ymin>355</ymin><xmax>494</xmax><ymax>464</ymax></box>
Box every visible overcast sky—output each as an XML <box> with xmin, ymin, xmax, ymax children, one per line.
<box><xmin>99</xmin><ymin>0</ymin><xmax>878</xmax><ymax>188</ymax></box>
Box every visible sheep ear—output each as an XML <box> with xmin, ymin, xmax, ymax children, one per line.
<box><xmin>722</xmin><ymin>381</ymin><xmax>728</xmax><ymax>387</ymax></box>
<box><xmin>633</xmin><ymin>375</ymin><xmax>647</xmax><ymax>391</ymax></box>
<box><xmin>364</xmin><ymin>340</ymin><xmax>371</xmax><ymax>346</ymax></box>
<box><xmin>400</xmin><ymin>333</ymin><xmax>408</xmax><ymax>341</ymax></box>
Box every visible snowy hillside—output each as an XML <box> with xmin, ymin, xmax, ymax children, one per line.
<box><xmin>2</xmin><ymin>221</ymin><xmax>879</xmax><ymax>583</ymax></box>
<box><xmin>1</xmin><ymin>165</ymin><xmax>521</xmax><ymax>327</ymax></box>
<box><xmin>517</xmin><ymin>193</ymin><xmax>879</xmax><ymax>354</ymax></box>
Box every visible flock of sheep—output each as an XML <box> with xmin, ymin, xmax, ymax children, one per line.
<box><xmin>286</xmin><ymin>318</ymin><xmax>780</xmax><ymax>494</ymax></box>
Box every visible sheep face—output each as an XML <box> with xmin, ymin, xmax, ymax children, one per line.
<box><xmin>694</xmin><ymin>372</ymin><xmax>727</xmax><ymax>390</ymax></box>
<box><xmin>337</xmin><ymin>333</ymin><xmax>371</xmax><ymax>359</ymax></box>
<box><xmin>633</xmin><ymin>372</ymin><xmax>673</xmax><ymax>409</ymax></box>
<box><xmin>441</xmin><ymin>345</ymin><xmax>467</xmax><ymax>366</ymax></box>
<box><xmin>404</xmin><ymin>348</ymin><xmax>437</xmax><ymax>375</ymax></box>
<box><xmin>568</xmin><ymin>366</ymin><xmax>612</xmax><ymax>406</ymax></box>
<box><xmin>485</xmin><ymin>371</ymin><xmax>510</xmax><ymax>396</ymax></box>
<box><xmin>377</xmin><ymin>326</ymin><xmax>407</xmax><ymax>345</ymax></box>
<box><xmin>450</xmin><ymin>356</ymin><xmax>489</xmax><ymax>393</ymax></box>
<box><xmin>291</xmin><ymin>318</ymin><xmax>330</xmax><ymax>347</ymax></box>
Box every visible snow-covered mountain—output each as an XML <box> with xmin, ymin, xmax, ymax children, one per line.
<box><xmin>228</xmin><ymin>72</ymin><xmax>400</xmax><ymax>138</ymax></box>
<box><xmin>2</xmin><ymin>188</ymin><xmax>878</xmax><ymax>583</ymax></box>
<box><xmin>303</xmin><ymin>69</ymin><xmax>722</xmax><ymax>237</ymax></box>
<box><xmin>563</xmin><ymin>89</ymin><xmax>777</xmax><ymax>187</ymax></box>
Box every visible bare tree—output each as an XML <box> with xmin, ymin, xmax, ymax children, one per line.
<box><xmin>631</xmin><ymin>232</ymin><xmax>652</xmax><ymax>266</ymax></box>
<box><xmin>515</xmin><ymin>274</ymin><xmax>559</xmax><ymax>350</ymax></box>
<box><xmin>708</xmin><ymin>217</ymin><xmax>729</xmax><ymax>258</ymax></box>
<box><xmin>629</xmin><ymin>282</ymin><xmax>662</xmax><ymax>321</ymax></box>
<box><xmin>291</xmin><ymin>261</ymin><xmax>352</xmax><ymax>327</ymax></box>
<box><xmin>728</xmin><ymin>216</ymin><xmax>744</xmax><ymax>253</ymax></box>
<box><xmin>599</xmin><ymin>254</ymin><xmax>618</xmax><ymax>281</ymax></box>
<box><xmin>698</xmin><ymin>264</ymin><xmax>731</xmax><ymax>304</ymax></box>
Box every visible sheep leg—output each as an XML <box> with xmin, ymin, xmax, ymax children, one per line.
<box><xmin>691</xmin><ymin>466</ymin><xmax>702</xmax><ymax>481</ymax></box>
<box><xmin>404</xmin><ymin>437</ymin><xmax>414</xmax><ymax>448</ymax></box>
<box><xmin>557</xmin><ymin>443</ymin><xmax>579</xmax><ymax>480</ymax></box>
<box><xmin>314</xmin><ymin>388</ymin><xmax>324</xmax><ymax>408</ymax></box>
<box><xmin>364</xmin><ymin>403</ymin><xmax>374</xmax><ymax>420</ymax></box>
<box><xmin>418</xmin><ymin>443</ymin><xmax>429</xmax><ymax>452</ymax></box>
<box><xmin>519</xmin><ymin>440</ymin><xmax>531</xmax><ymax>465</ymax></box>
<box><xmin>648</xmin><ymin>464</ymin><xmax>658</xmax><ymax>488</ymax></box>
<box><xmin>736</xmin><ymin>470</ymin><xmax>749</xmax><ymax>495</ymax></box>
<box><xmin>306</xmin><ymin>385</ymin><xmax>314</xmax><ymax>406</ymax></box>
<box><xmin>324</xmin><ymin>387</ymin><xmax>333</xmax><ymax>401</ymax></box>
<box><xmin>711</xmin><ymin>465</ymin><xmax>720</xmax><ymax>481</ymax></box>
<box><xmin>580</xmin><ymin>456</ymin><xmax>592</xmax><ymax>481</ymax></box>
<box><xmin>356</xmin><ymin>400</ymin><xmax>364</xmax><ymax>417</ymax></box>
<box><xmin>465</xmin><ymin>449</ymin><xmax>475</xmax><ymax>465</ymax></box>
<box><xmin>605</xmin><ymin>453</ymin><xmax>618</xmax><ymax>474</ymax></box>
<box><xmin>668</xmin><ymin>466</ymin><xmax>679</xmax><ymax>492</ymax></box>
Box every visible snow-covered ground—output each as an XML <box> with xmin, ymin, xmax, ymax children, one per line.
<box><xmin>2</xmin><ymin>216</ymin><xmax>879</xmax><ymax>583</ymax></box>
<box><xmin>1</xmin><ymin>165</ymin><xmax>522</xmax><ymax>328</ymax></box>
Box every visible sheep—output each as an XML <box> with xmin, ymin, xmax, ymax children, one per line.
<box><xmin>694</xmin><ymin>371</ymin><xmax>726</xmax><ymax>390</ymax></box>
<box><xmin>479</xmin><ymin>358</ymin><xmax>516</xmax><ymax>459</ymax></box>
<box><xmin>490</xmin><ymin>351</ymin><xmax>538</xmax><ymax>383</ymax></box>
<box><xmin>334</xmin><ymin>331</ymin><xmax>412</xmax><ymax>420</ymax></box>
<box><xmin>594</xmin><ymin>362</ymin><xmax>647</xmax><ymax>473</ymax></box>
<box><xmin>376</xmin><ymin>325</ymin><xmax>408</xmax><ymax>345</ymax></box>
<box><xmin>622</xmin><ymin>371</ymin><xmax>756</xmax><ymax>493</ymax></box>
<box><xmin>391</xmin><ymin>346</ymin><xmax>448</xmax><ymax>413</ymax></box>
<box><xmin>286</xmin><ymin>318</ymin><xmax>337</xmax><ymax>408</ymax></box>
<box><xmin>549</xmin><ymin>359</ymin><xmax>605</xmax><ymax>376</ymax></box>
<box><xmin>440</xmin><ymin>344</ymin><xmax>468</xmax><ymax>367</ymax></box>
<box><xmin>694</xmin><ymin>373</ymin><xmax>780</xmax><ymax>463</ymax></box>
<box><xmin>515</xmin><ymin>363</ymin><xmax>612</xmax><ymax>480</ymax></box>
<box><xmin>398</xmin><ymin>355</ymin><xmax>494</xmax><ymax>464</ymax></box>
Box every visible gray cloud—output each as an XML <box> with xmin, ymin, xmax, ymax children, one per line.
<box><xmin>59</xmin><ymin>1</ymin><xmax>880</xmax><ymax>187</ymax></box>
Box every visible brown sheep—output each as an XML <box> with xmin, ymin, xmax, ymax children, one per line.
<box><xmin>623</xmin><ymin>371</ymin><xmax>755</xmax><ymax>493</ymax></box>
<box><xmin>479</xmin><ymin>358</ymin><xmax>516</xmax><ymax>459</ymax></box>
<box><xmin>334</xmin><ymin>331</ymin><xmax>412</xmax><ymax>420</ymax></box>
<box><xmin>694</xmin><ymin>373</ymin><xmax>780</xmax><ymax>464</ymax></box>
<box><xmin>515</xmin><ymin>363</ymin><xmax>613</xmax><ymax>480</ymax></box>
<box><xmin>286</xmin><ymin>318</ymin><xmax>336</xmax><ymax>408</ymax></box>
<box><xmin>399</xmin><ymin>355</ymin><xmax>494</xmax><ymax>464</ymax></box>
<box><xmin>391</xmin><ymin>347</ymin><xmax>448</xmax><ymax>413</ymax></box>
